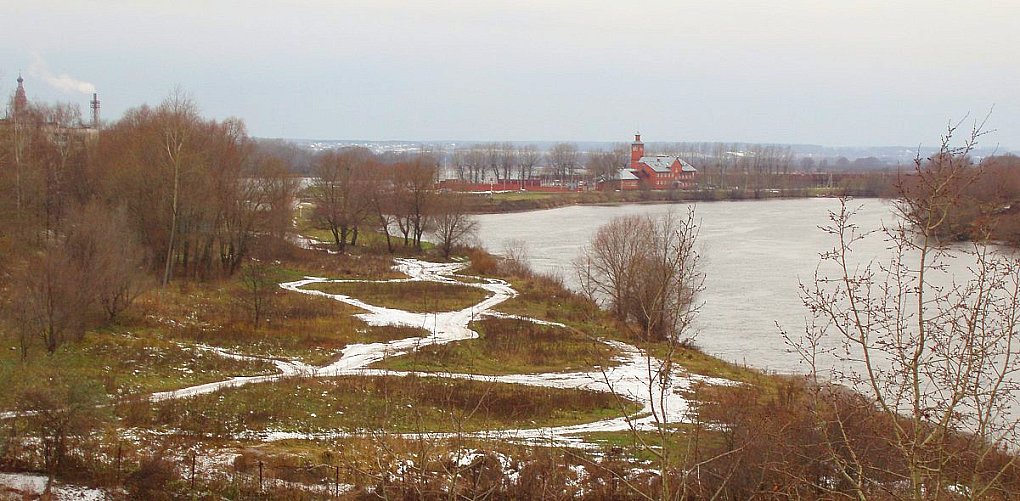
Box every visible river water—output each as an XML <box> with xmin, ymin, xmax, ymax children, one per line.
<box><xmin>475</xmin><ymin>198</ymin><xmax>907</xmax><ymax>375</ymax></box>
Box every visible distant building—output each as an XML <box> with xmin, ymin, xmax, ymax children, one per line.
<box><xmin>1</xmin><ymin>74</ymin><xmax>30</xmax><ymax>126</ymax></box>
<box><xmin>599</xmin><ymin>134</ymin><xmax>697</xmax><ymax>190</ymax></box>
<box><xmin>13</xmin><ymin>74</ymin><xmax>28</xmax><ymax>117</ymax></box>
<box><xmin>2</xmin><ymin>76</ymin><xmax>100</xmax><ymax>140</ymax></box>
<box><xmin>602</xmin><ymin>168</ymin><xmax>640</xmax><ymax>191</ymax></box>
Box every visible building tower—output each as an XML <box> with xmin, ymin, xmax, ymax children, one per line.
<box><xmin>13</xmin><ymin>74</ymin><xmax>28</xmax><ymax>116</ymax></box>
<box><xmin>90</xmin><ymin>93</ymin><xmax>100</xmax><ymax>129</ymax></box>
<box><xmin>630</xmin><ymin>132</ymin><xmax>644</xmax><ymax>167</ymax></box>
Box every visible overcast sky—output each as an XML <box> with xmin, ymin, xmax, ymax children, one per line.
<box><xmin>2</xmin><ymin>0</ymin><xmax>1017</xmax><ymax>147</ymax></box>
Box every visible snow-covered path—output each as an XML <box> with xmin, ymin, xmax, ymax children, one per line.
<box><xmin>147</xmin><ymin>258</ymin><xmax>731</xmax><ymax>446</ymax></box>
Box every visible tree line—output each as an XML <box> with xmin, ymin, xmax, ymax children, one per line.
<box><xmin>446</xmin><ymin>140</ymin><xmax>899</xmax><ymax>195</ymax></box>
<box><xmin>309</xmin><ymin>147</ymin><xmax>476</xmax><ymax>258</ymax></box>
<box><xmin>0</xmin><ymin>90</ymin><xmax>484</xmax><ymax>358</ymax></box>
<box><xmin>899</xmin><ymin>152</ymin><xmax>1020</xmax><ymax>245</ymax></box>
<box><xmin>0</xmin><ymin>93</ymin><xmax>297</xmax><ymax>356</ymax></box>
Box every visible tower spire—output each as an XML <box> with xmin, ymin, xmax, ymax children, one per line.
<box><xmin>13</xmin><ymin>74</ymin><xmax>28</xmax><ymax>116</ymax></box>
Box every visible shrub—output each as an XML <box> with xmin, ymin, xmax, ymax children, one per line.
<box><xmin>125</xmin><ymin>454</ymin><xmax>178</xmax><ymax>499</ymax></box>
<box><xmin>464</xmin><ymin>247</ymin><xmax>497</xmax><ymax>275</ymax></box>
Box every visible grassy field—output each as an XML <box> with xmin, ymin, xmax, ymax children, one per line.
<box><xmin>120</xmin><ymin>374</ymin><xmax>641</xmax><ymax>436</ymax></box>
<box><xmin>121</xmin><ymin>252</ymin><xmax>465</xmax><ymax>366</ymax></box>
<box><xmin>300</xmin><ymin>227</ymin><xmax>431</xmax><ymax>252</ymax></box>
<box><xmin>487</xmin><ymin>191</ymin><xmax>562</xmax><ymax>202</ymax></box>
<box><xmin>0</xmin><ymin>249</ymin><xmax>445</xmax><ymax>414</ymax></box>
<box><xmin>0</xmin><ymin>230</ymin><xmax>779</xmax><ymax>494</ymax></box>
<box><xmin>294</xmin><ymin>208</ymin><xmax>436</xmax><ymax>254</ymax></box>
<box><xmin>132</xmin><ymin>275</ymin><xmax>426</xmax><ymax>366</ymax></box>
<box><xmin>374</xmin><ymin>317</ymin><xmax>619</xmax><ymax>375</ymax></box>
<box><xmin>301</xmin><ymin>280</ymin><xmax>490</xmax><ymax>313</ymax></box>
<box><xmin>492</xmin><ymin>272</ymin><xmax>769</xmax><ymax>385</ymax></box>
<box><xmin>0</xmin><ymin>331</ymin><xmax>278</xmax><ymax>411</ymax></box>
<box><xmin>579</xmin><ymin>425</ymin><xmax>729</xmax><ymax>464</ymax></box>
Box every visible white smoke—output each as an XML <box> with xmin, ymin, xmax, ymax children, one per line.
<box><xmin>28</xmin><ymin>55</ymin><xmax>96</xmax><ymax>95</ymax></box>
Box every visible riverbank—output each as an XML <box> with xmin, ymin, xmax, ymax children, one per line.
<box><xmin>465</xmin><ymin>185</ymin><xmax>882</xmax><ymax>214</ymax></box>
<box><xmin>0</xmin><ymin>235</ymin><xmax>765</xmax><ymax>497</ymax></box>
<box><xmin>5</xmin><ymin>225</ymin><xmax>1017</xmax><ymax>498</ymax></box>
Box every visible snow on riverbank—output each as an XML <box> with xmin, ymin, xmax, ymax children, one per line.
<box><xmin>143</xmin><ymin>257</ymin><xmax>733</xmax><ymax>447</ymax></box>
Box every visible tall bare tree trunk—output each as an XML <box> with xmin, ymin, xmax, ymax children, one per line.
<box><xmin>162</xmin><ymin>139</ymin><xmax>182</xmax><ymax>287</ymax></box>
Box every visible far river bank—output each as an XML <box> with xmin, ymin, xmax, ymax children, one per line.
<box><xmin>465</xmin><ymin>186</ymin><xmax>881</xmax><ymax>214</ymax></box>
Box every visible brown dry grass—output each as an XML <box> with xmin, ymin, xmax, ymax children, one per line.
<box><xmin>120</xmin><ymin>374</ymin><xmax>638</xmax><ymax>436</ymax></box>
<box><xmin>374</xmin><ymin>317</ymin><xmax>619</xmax><ymax>375</ymax></box>
<box><xmin>300</xmin><ymin>280</ymin><xmax>490</xmax><ymax>313</ymax></box>
<box><xmin>126</xmin><ymin>269</ymin><xmax>428</xmax><ymax>365</ymax></box>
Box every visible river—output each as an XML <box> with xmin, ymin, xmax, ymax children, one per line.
<box><xmin>474</xmin><ymin>198</ymin><xmax>941</xmax><ymax>375</ymax></box>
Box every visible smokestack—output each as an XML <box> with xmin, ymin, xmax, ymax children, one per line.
<box><xmin>90</xmin><ymin>93</ymin><xmax>100</xmax><ymax>129</ymax></box>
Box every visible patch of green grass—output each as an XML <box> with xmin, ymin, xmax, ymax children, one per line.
<box><xmin>495</xmin><ymin>273</ymin><xmax>768</xmax><ymax>385</ymax></box>
<box><xmin>276</xmin><ymin>248</ymin><xmax>407</xmax><ymax>280</ymax></box>
<box><xmin>374</xmin><ymin>317</ymin><xmax>619</xmax><ymax>375</ymax></box>
<box><xmin>489</xmin><ymin>191</ymin><xmax>561</xmax><ymax>202</ymax></box>
<box><xmin>297</xmin><ymin>221</ymin><xmax>436</xmax><ymax>255</ymax></box>
<box><xmin>121</xmin><ymin>375</ymin><xmax>641</xmax><ymax>435</ymax></box>
<box><xmin>135</xmin><ymin>282</ymin><xmax>426</xmax><ymax>366</ymax></box>
<box><xmin>301</xmin><ymin>281</ymin><xmax>490</xmax><ymax>313</ymax></box>
<box><xmin>651</xmin><ymin>344</ymin><xmax>770</xmax><ymax>385</ymax></box>
<box><xmin>0</xmin><ymin>331</ymin><xmax>277</xmax><ymax>410</ymax></box>
<box><xmin>581</xmin><ymin>425</ymin><xmax>728</xmax><ymax>462</ymax></box>
<box><xmin>495</xmin><ymin>275</ymin><xmax>600</xmax><ymax>325</ymax></box>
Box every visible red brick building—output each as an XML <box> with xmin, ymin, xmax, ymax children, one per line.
<box><xmin>598</xmin><ymin>134</ymin><xmax>697</xmax><ymax>191</ymax></box>
<box><xmin>628</xmin><ymin>134</ymin><xmax>696</xmax><ymax>189</ymax></box>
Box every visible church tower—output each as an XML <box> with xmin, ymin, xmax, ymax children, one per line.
<box><xmin>630</xmin><ymin>133</ymin><xmax>644</xmax><ymax>167</ymax></box>
<box><xmin>13</xmin><ymin>74</ymin><xmax>28</xmax><ymax>116</ymax></box>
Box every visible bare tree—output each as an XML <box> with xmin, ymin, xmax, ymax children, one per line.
<box><xmin>585</xmin><ymin>146</ymin><xmax>628</xmax><ymax>189</ymax></box>
<box><xmin>245</xmin><ymin>150</ymin><xmax>300</xmax><ymax>246</ymax></box>
<box><xmin>9</xmin><ymin>246</ymin><xmax>89</xmax><ymax>356</ymax></box>
<box><xmin>393</xmin><ymin>156</ymin><xmax>438</xmax><ymax>251</ymax></box>
<box><xmin>789</xmin><ymin>118</ymin><xmax>1020</xmax><ymax>499</ymax></box>
<box><xmin>432</xmin><ymin>193</ymin><xmax>478</xmax><ymax>258</ymax></box>
<box><xmin>576</xmin><ymin>209</ymin><xmax>703</xmax><ymax>341</ymax></box>
<box><xmin>15</xmin><ymin>375</ymin><xmax>108</xmax><ymax>475</ymax></box>
<box><xmin>577</xmin><ymin>209</ymin><xmax>706</xmax><ymax>500</ymax></box>
<box><xmin>548</xmin><ymin>143</ymin><xmax>580</xmax><ymax>186</ymax></box>
<box><xmin>76</xmin><ymin>203</ymin><xmax>148</xmax><ymax>321</ymax></box>
<box><xmin>365</xmin><ymin>163</ymin><xmax>397</xmax><ymax>253</ymax></box>
<box><xmin>311</xmin><ymin>148</ymin><xmax>373</xmax><ymax>253</ymax></box>
<box><xmin>516</xmin><ymin>145</ymin><xmax>542</xmax><ymax>184</ymax></box>
<box><xmin>159</xmin><ymin>90</ymin><xmax>198</xmax><ymax>287</ymax></box>
<box><xmin>500</xmin><ymin>238</ymin><xmax>531</xmax><ymax>276</ymax></box>
<box><xmin>92</xmin><ymin>92</ymin><xmax>289</xmax><ymax>282</ymax></box>
<box><xmin>498</xmin><ymin>142</ymin><xmax>516</xmax><ymax>181</ymax></box>
<box><xmin>239</xmin><ymin>257</ymin><xmax>276</xmax><ymax>330</ymax></box>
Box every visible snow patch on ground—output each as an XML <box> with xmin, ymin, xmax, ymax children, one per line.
<box><xmin>0</xmin><ymin>472</ymin><xmax>109</xmax><ymax>500</ymax></box>
<box><xmin>141</xmin><ymin>257</ymin><xmax>734</xmax><ymax>447</ymax></box>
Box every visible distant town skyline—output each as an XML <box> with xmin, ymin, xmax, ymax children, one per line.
<box><xmin>2</xmin><ymin>1</ymin><xmax>1018</xmax><ymax>149</ymax></box>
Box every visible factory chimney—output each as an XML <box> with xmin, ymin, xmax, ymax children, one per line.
<box><xmin>90</xmin><ymin>93</ymin><xmax>100</xmax><ymax>129</ymax></box>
